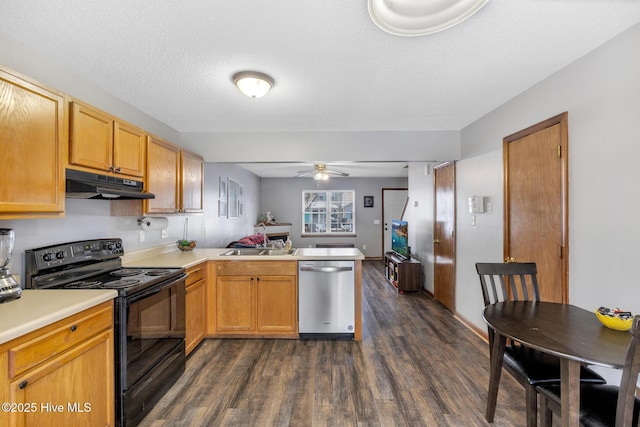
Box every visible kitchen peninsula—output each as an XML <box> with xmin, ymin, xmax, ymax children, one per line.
<box><xmin>123</xmin><ymin>246</ymin><xmax>365</xmax><ymax>343</ymax></box>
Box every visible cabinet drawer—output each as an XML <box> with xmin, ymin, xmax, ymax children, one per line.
<box><xmin>8</xmin><ymin>303</ymin><xmax>113</xmax><ymax>378</ymax></box>
<box><xmin>186</xmin><ymin>262</ymin><xmax>206</xmax><ymax>287</ymax></box>
<box><xmin>216</xmin><ymin>260</ymin><xmax>297</xmax><ymax>276</ymax></box>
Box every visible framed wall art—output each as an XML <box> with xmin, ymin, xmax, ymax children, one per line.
<box><xmin>364</xmin><ymin>195</ymin><xmax>374</xmax><ymax>208</ymax></box>
<box><xmin>228</xmin><ymin>178</ymin><xmax>239</xmax><ymax>218</ymax></box>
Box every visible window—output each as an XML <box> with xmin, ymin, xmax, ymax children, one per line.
<box><xmin>302</xmin><ymin>190</ymin><xmax>355</xmax><ymax>234</ymax></box>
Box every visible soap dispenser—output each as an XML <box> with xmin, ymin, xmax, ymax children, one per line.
<box><xmin>285</xmin><ymin>236</ymin><xmax>292</xmax><ymax>250</ymax></box>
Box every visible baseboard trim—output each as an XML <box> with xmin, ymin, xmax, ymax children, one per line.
<box><xmin>454</xmin><ymin>312</ymin><xmax>489</xmax><ymax>343</ymax></box>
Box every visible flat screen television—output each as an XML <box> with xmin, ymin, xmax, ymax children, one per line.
<box><xmin>391</xmin><ymin>220</ymin><xmax>409</xmax><ymax>259</ymax></box>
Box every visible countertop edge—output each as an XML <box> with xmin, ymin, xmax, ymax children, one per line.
<box><xmin>123</xmin><ymin>248</ymin><xmax>365</xmax><ymax>268</ymax></box>
<box><xmin>0</xmin><ymin>289</ymin><xmax>118</xmax><ymax>345</ymax></box>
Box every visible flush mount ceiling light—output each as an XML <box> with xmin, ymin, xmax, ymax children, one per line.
<box><xmin>232</xmin><ymin>71</ymin><xmax>274</xmax><ymax>98</ymax></box>
<box><xmin>296</xmin><ymin>163</ymin><xmax>349</xmax><ymax>181</ymax></box>
<box><xmin>368</xmin><ymin>0</ymin><xmax>489</xmax><ymax>37</ymax></box>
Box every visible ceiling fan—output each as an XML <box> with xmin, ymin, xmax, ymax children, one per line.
<box><xmin>296</xmin><ymin>163</ymin><xmax>349</xmax><ymax>180</ymax></box>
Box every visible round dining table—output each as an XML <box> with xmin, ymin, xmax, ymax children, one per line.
<box><xmin>483</xmin><ymin>301</ymin><xmax>632</xmax><ymax>427</ymax></box>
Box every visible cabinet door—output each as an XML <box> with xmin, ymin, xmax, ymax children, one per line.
<box><xmin>256</xmin><ymin>275</ymin><xmax>297</xmax><ymax>333</ymax></box>
<box><xmin>0</xmin><ymin>69</ymin><xmax>64</xmax><ymax>218</ymax></box>
<box><xmin>113</xmin><ymin>121</ymin><xmax>145</xmax><ymax>177</ymax></box>
<box><xmin>180</xmin><ymin>150</ymin><xmax>204</xmax><ymax>213</ymax></box>
<box><xmin>8</xmin><ymin>330</ymin><xmax>114</xmax><ymax>427</ymax></box>
<box><xmin>145</xmin><ymin>136</ymin><xmax>180</xmax><ymax>214</ymax></box>
<box><xmin>216</xmin><ymin>276</ymin><xmax>255</xmax><ymax>332</ymax></box>
<box><xmin>186</xmin><ymin>280</ymin><xmax>206</xmax><ymax>355</ymax></box>
<box><xmin>70</xmin><ymin>101</ymin><xmax>113</xmax><ymax>172</ymax></box>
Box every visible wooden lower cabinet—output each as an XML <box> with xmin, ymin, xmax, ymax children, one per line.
<box><xmin>213</xmin><ymin>261</ymin><xmax>297</xmax><ymax>337</ymax></box>
<box><xmin>216</xmin><ymin>275</ymin><xmax>255</xmax><ymax>332</ymax></box>
<box><xmin>185</xmin><ymin>262</ymin><xmax>207</xmax><ymax>355</ymax></box>
<box><xmin>0</xmin><ymin>301</ymin><xmax>114</xmax><ymax>427</ymax></box>
<box><xmin>256</xmin><ymin>275</ymin><xmax>297</xmax><ymax>333</ymax></box>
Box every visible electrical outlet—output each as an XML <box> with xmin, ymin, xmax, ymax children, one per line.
<box><xmin>362</xmin><ymin>244</ymin><xmax>367</xmax><ymax>250</ymax></box>
<box><xmin>138</xmin><ymin>230</ymin><xmax>145</xmax><ymax>243</ymax></box>
<box><xmin>161</xmin><ymin>229</ymin><xmax>168</xmax><ymax>239</ymax></box>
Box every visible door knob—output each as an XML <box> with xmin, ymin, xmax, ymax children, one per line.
<box><xmin>434</xmin><ymin>239</ymin><xmax>441</xmax><ymax>244</ymax></box>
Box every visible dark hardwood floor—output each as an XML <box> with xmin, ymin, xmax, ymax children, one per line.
<box><xmin>140</xmin><ymin>260</ymin><xmax>525</xmax><ymax>426</ymax></box>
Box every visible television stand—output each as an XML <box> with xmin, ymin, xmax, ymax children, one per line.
<box><xmin>384</xmin><ymin>252</ymin><xmax>422</xmax><ymax>294</ymax></box>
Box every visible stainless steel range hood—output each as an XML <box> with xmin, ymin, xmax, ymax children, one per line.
<box><xmin>65</xmin><ymin>169</ymin><xmax>155</xmax><ymax>200</ymax></box>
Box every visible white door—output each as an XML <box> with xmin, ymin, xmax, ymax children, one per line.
<box><xmin>382</xmin><ymin>189</ymin><xmax>408</xmax><ymax>255</ymax></box>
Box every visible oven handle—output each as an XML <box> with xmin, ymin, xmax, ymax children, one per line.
<box><xmin>126</xmin><ymin>273</ymin><xmax>187</xmax><ymax>304</ymax></box>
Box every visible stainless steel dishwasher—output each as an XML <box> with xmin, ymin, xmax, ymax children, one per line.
<box><xmin>298</xmin><ymin>260</ymin><xmax>355</xmax><ymax>339</ymax></box>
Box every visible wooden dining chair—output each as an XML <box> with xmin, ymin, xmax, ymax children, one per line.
<box><xmin>537</xmin><ymin>315</ymin><xmax>640</xmax><ymax>427</ymax></box>
<box><xmin>476</xmin><ymin>262</ymin><xmax>606</xmax><ymax>427</ymax></box>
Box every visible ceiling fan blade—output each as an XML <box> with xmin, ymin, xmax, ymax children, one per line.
<box><xmin>326</xmin><ymin>170</ymin><xmax>349</xmax><ymax>177</ymax></box>
<box><xmin>294</xmin><ymin>162</ymin><xmax>349</xmax><ymax>178</ymax></box>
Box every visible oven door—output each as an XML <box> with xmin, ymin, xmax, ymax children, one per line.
<box><xmin>124</xmin><ymin>275</ymin><xmax>186</xmax><ymax>390</ymax></box>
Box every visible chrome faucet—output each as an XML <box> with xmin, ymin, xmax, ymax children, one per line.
<box><xmin>256</xmin><ymin>223</ymin><xmax>269</xmax><ymax>248</ymax></box>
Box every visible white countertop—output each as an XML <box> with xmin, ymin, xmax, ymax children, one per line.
<box><xmin>0</xmin><ymin>289</ymin><xmax>117</xmax><ymax>345</ymax></box>
<box><xmin>123</xmin><ymin>247</ymin><xmax>364</xmax><ymax>268</ymax></box>
<box><xmin>0</xmin><ymin>247</ymin><xmax>363</xmax><ymax>346</ymax></box>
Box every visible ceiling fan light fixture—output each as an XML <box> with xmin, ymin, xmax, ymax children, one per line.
<box><xmin>232</xmin><ymin>71</ymin><xmax>274</xmax><ymax>98</ymax></box>
<box><xmin>368</xmin><ymin>0</ymin><xmax>489</xmax><ymax>37</ymax></box>
<box><xmin>313</xmin><ymin>171</ymin><xmax>329</xmax><ymax>181</ymax></box>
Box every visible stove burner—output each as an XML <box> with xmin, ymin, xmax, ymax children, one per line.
<box><xmin>65</xmin><ymin>280</ymin><xmax>103</xmax><ymax>289</ymax></box>
<box><xmin>145</xmin><ymin>269</ymin><xmax>172</xmax><ymax>276</ymax></box>
<box><xmin>111</xmin><ymin>269</ymin><xmax>143</xmax><ymax>277</ymax></box>
<box><xmin>105</xmin><ymin>279</ymin><xmax>142</xmax><ymax>289</ymax></box>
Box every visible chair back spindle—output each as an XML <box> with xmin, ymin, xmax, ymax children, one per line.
<box><xmin>476</xmin><ymin>262</ymin><xmax>540</xmax><ymax>305</ymax></box>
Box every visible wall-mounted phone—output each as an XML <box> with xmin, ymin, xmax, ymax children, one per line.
<box><xmin>468</xmin><ymin>196</ymin><xmax>486</xmax><ymax>214</ymax></box>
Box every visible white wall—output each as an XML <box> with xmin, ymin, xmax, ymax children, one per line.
<box><xmin>456</xmin><ymin>22</ymin><xmax>640</xmax><ymax>383</ymax></box>
<box><xmin>1</xmin><ymin>200</ymin><xmax>206</xmax><ymax>284</ymax></box>
<box><xmin>203</xmin><ymin>163</ymin><xmax>261</xmax><ymax>248</ymax></box>
<box><xmin>404</xmin><ymin>163</ymin><xmax>435</xmax><ymax>292</ymax></box>
<box><xmin>259</xmin><ymin>177</ymin><xmax>408</xmax><ymax>257</ymax></box>
<box><xmin>181</xmin><ymin>131</ymin><xmax>460</xmax><ymax>163</ymax></box>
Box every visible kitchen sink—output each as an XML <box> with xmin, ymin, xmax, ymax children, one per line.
<box><xmin>220</xmin><ymin>248</ymin><xmax>296</xmax><ymax>256</ymax></box>
<box><xmin>261</xmin><ymin>249</ymin><xmax>296</xmax><ymax>255</ymax></box>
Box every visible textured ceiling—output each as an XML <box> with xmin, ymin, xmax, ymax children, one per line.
<box><xmin>1</xmin><ymin>1</ymin><xmax>640</xmax><ymax>176</ymax></box>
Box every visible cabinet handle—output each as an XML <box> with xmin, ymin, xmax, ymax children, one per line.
<box><xmin>70</xmin><ymin>324</ymin><xmax>78</xmax><ymax>332</ymax></box>
<box><xmin>256</xmin><ymin>277</ymin><xmax>260</xmax><ymax>283</ymax></box>
<box><xmin>114</xmin><ymin>166</ymin><xmax>121</xmax><ymax>173</ymax></box>
<box><xmin>19</xmin><ymin>380</ymin><xmax>28</xmax><ymax>389</ymax></box>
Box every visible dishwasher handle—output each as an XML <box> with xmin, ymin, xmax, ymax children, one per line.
<box><xmin>300</xmin><ymin>266</ymin><xmax>353</xmax><ymax>273</ymax></box>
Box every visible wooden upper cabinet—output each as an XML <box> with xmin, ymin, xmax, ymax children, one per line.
<box><xmin>0</xmin><ymin>67</ymin><xmax>65</xmax><ymax>219</ymax></box>
<box><xmin>70</xmin><ymin>101</ymin><xmax>145</xmax><ymax>178</ymax></box>
<box><xmin>180</xmin><ymin>150</ymin><xmax>204</xmax><ymax>213</ymax></box>
<box><xmin>113</xmin><ymin>121</ymin><xmax>146</xmax><ymax>177</ymax></box>
<box><xmin>145</xmin><ymin>136</ymin><xmax>181</xmax><ymax>214</ymax></box>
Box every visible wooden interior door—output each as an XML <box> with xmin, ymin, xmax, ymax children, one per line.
<box><xmin>504</xmin><ymin>112</ymin><xmax>569</xmax><ymax>303</ymax></box>
<box><xmin>433</xmin><ymin>162</ymin><xmax>456</xmax><ymax>311</ymax></box>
